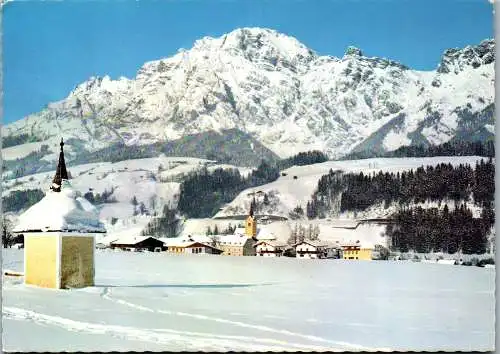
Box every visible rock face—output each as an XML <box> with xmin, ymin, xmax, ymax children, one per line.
<box><xmin>2</xmin><ymin>28</ymin><xmax>495</xmax><ymax>160</ymax></box>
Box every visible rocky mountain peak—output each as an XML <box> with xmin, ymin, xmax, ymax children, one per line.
<box><xmin>2</xmin><ymin>29</ymin><xmax>495</xmax><ymax>162</ymax></box>
<box><xmin>437</xmin><ymin>38</ymin><xmax>495</xmax><ymax>74</ymax></box>
<box><xmin>344</xmin><ymin>46</ymin><xmax>363</xmax><ymax>57</ymax></box>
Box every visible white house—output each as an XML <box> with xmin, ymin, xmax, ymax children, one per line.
<box><xmin>254</xmin><ymin>240</ymin><xmax>287</xmax><ymax>257</ymax></box>
<box><xmin>295</xmin><ymin>240</ymin><xmax>329</xmax><ymax>259</ymax></box>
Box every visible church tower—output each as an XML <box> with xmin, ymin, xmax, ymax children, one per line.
<box><xmin>244</xmin><ymin>196</ymin><xmax>257</xmax><ymax>238</ymax></box>
<box><xmin>13</xmin><ymin>138</ymin><xmax>106</xmax><ymax>289</ymax></box>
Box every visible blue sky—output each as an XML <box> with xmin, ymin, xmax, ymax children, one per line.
<box><xmin>3</xmin><ymin>0</ymin><xmax>494</xmax><ymax>124</ymax></box>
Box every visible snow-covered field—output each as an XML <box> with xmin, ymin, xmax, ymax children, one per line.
<box><xmin>2</xmin><ymin>249</ymin><xmax>494</xmax><ymax>351</ymax></box>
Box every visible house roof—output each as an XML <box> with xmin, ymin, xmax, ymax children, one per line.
<box><xmin>253</xmin><ymin>240</ymin><xmax>287</xmax><ymax>248</ymax></box>
<box><xmin>111</xmin><ymin>236</ymin><xmax>163</xmax><ymax>246</ymax></box>
<box><xmin>160</xmin><ymin>238</ymin><xmax>223</xmax><ymax>251</ymax></box>
<box><xmin>218</xmin><ymin>234</ymin><xmax>253</xmax><ymax>246</ymax></box>
<box><xmin>13</xmin><ymin>180</ymin><xmax>106</xmax><ymax>234</ymax></box>
<box><xmin>183</xmin><ymin>241</ymin><xmax>223</xmax><ymax>252</ymax></box>
<box><xmin>234</xmin><ymin>228</ymin><xmax>246</xmax><ymax>235</ymax></box>
<box><xmin>233</xmin><ymin>227</ymin><xmax>276</xmax><ymax>240</ymax></box>
<box><xmin>255</xmin><ymin>228</ymin><xmax>277</xmax><ymax>240</ymax></box>
<box><xmin>294</xmin><ymin>240</ymin><xmax>329</xmax><ymax>248</ymax></box>
<box><xmin>340</xmin><ymin>240</ymin><xmax>362</xmax><ymax>247</ymax></box>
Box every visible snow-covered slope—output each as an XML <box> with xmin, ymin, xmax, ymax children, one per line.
<box><xmin>2</xmin><ymin>28</ymin><xmax>495</xmax><ymax>160</ymax></box>
<box><xmin>215</xmin><ymin>156</ymin><xmax>491</xmax><ymax>220</ymax></box>
<box><xmin>2</xmin><ymin>156</ymin><xmax>248</xmax><ymax>235</ymax></box>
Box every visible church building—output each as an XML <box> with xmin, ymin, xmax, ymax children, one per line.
<box><xmin>13</xmin><ymin>139</ymin><xmax>106</xmax><ymax>289</ymax></box>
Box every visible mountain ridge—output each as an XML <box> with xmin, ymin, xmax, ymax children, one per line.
<box><xmin>3</xmin><ymin>27</ymin><xmax>495</xmax><ymax>162</ymax></box>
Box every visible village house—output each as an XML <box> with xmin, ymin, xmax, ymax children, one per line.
<box><xmin>341</xmin><ymin>241</ymin><xmax>372</xmax><ymax>260</ymax></box>
<box><xmin>218</xmin><ymin>234</ymin><xmax>256</xmax><ymax>256</ymax></box>
<box><xmin>254</xmin><ymin>240</ymin><xmax>287</xmax><ymax>257</ymax></box>
<box><xmin>12</xmin><ymin>138</ymin><xmax>106</xmax><ymax>289</ymax></box>
<box><xmin>295</xmin><ymin>240</ymin><xmax>329</xmax><ymax>259</ymax></box>
<box><xmin>162</xmin><ymin>236</ymin><xmax>223</xmax><ymax>255</ymax></box>
<box><xmin>110</xmin><ymin>236</ymin><xmax>165</xmax><ymax>252</ymax></box>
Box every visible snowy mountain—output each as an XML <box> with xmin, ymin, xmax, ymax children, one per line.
<box><xmin>2</xmin><ymin>28</ymin><xmax>495</xmax><ymax>162</ymax></box>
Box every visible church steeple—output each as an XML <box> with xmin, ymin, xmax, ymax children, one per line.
<box><xmin>51</xmin><ymin>138</ymin><xmax>69</xmax><ymax>192</ymax></box>
<box><xmin>245</xmin><ymin>195</ymin><xmax>257</xmax><ymax>238</ymax></box>
<box><xmin>249</xmin><ymin>196</ymin><xmax>256</xmax><ymax>217</ymax></box>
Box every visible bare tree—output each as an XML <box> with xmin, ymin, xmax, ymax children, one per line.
<box><xmin>2</xmin><ymin>218</ymin><xmax>13</xmax><ymax>248</ymax></box>
<box><xmin>209</xmin><ymin>234</ymin><xmax>220</xmax><ymax>248</ymax></box>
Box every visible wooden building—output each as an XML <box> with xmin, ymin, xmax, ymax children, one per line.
<box><xmin>110</xmin><ymin>236</ymin><xmax>165</xmax><ymax>252</ymax></box>
<box><xmin>161</xmin><ymin>236</ymin><xmax>223</xmax><ymax>254</ymax></box>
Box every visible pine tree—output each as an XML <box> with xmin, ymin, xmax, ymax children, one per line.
<box><xmin>298</xmin><ymin>224</ymin><xmax>306</xmax><ymax>243</ymax></box>
<box><xmin>287</xmin><ymin>224</ymin><xmax>298</xmax><ymax>245</ymax></box>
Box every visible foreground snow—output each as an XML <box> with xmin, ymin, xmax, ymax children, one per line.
<box><xmin>2</xmin><ymin>249</ymin><xmax>494</xmax><ymax>351</ymax></box>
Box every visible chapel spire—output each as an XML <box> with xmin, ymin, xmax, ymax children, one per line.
<box><xmin>51</xmin><ymin>138</ymin><xmax>69</xmax><ymax>192</ymax></box>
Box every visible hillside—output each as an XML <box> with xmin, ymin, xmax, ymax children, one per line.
<box><xmin>214</xmin><ymin>156</ymin><xmax>490</xmax><ymax>220</ymax></box>
<box><xmin>2</xmin><ymin>156</ymin><xmax>251</xmax><ymax>237</ymax></box>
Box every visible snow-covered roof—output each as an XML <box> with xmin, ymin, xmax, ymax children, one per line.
<box><xmin>340</xmin><ymin>240</ymin><xmax>362</xmax><ymax>247</ymax></box>
<box><xmin>218</xmin><ymin>234</ymin><xmax>253</xmax><ymax>246</ymax></box>
<box><xmin>254</xmin><ymin>240</ymin><xmax>287</xmax><ymax>248</ymax></box>
<box><xmin>234</xmin><ymin>228</ymin><xmax>246</xmax><ymax>235</ymax></box>
<box><xmin>255</xmin><ymin>228</ymin><xmax>277</xmax><ymax>240</ymax></box>
<box><xmin>111</xmin><ymin>236</ymin><xmax>163</xmax><ymax>246</ymax></box>
<box><xmin>159</xmin><ymin>237</ymin><xmax>222</xmax><ymax>251</ymax></box>
<box><xmin>294</xmin><ymin>240</ymin><xmax>329</xmax><ymax>248</ymax></box>
<box><xmin>13</xmin><ymin>180</ymin><xmax>106</xmax><ymax>234</ymax></box>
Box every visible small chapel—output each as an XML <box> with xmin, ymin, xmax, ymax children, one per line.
<box><xmin>13</xmin><ymin>138</ymin><xmax>106</xmax><ymax>289</ymax></box>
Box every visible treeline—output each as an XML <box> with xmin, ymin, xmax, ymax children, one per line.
<box><xmin>141</xmin><ymin>204</ymin><xmax>180</xmax><ymax>238</ymax></box>
<box><xmin>178</xmin><ymin>160</ymin><xmax>280</xmax><ymax>218</ymax></box>
<box><xmin>5</xmin><ymin>145</ymin><xmax>51</xmax><ymax>179</ymax></box>
<box><xmin>344</xmin><ymin>140</ymin><xmax>495</xmax><ymax>160</ymax></box>
<box><xmin>2</xmin><ymin>189</ymin><xmax>45</xmax><ymax>213</ymax></box>
<box><xmin>277</xmin><ymin>150</ymin><xmax>329</xmax><ymax>170</ymax></box>
<box><xmin>83</xmin><ymin>188</ymin><xmax>118</xmax><ymax>204</ymax></box>
<box><xmin>387</xmin><ymin>205</ymin><xmax>494</xmax><ymax>254</ymax></box>
<box><xmin>307</xmin><ymin>159</ymin><xmax>494</xmax><ymax>217</ymax></box>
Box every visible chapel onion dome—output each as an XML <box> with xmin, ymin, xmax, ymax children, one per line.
<box><xmin>12</xmin><ymin>138</ymin><xmax>106</xmax><ymax>234</ymax></box>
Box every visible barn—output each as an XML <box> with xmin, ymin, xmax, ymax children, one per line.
<box><xmin>110</xmin><ymin>236</ymin><xmax>165</xmax><ymax>252</ymax></box>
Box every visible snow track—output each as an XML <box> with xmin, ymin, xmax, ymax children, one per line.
<box><xmin>3</xmin><ymin>306</ymin><xmax>339</xmax><ymax>351</ymax></box>
<box><xmin>100</xmin><ymin>289</ymin><xmax>387</xmax><ymax>351</ymax></box>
